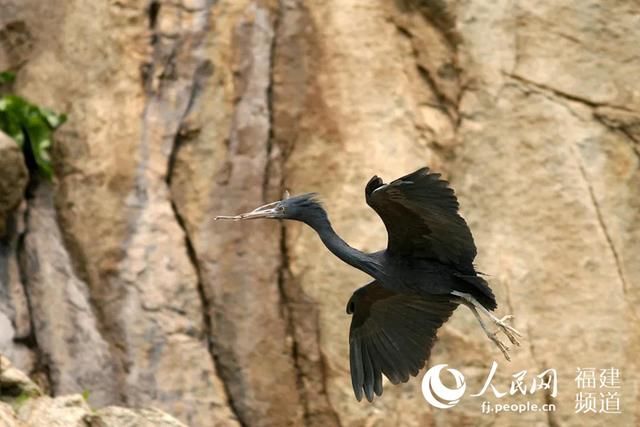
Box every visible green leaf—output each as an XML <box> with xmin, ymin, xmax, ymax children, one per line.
<box><xmin>40</xmin><ymin>107</ymin><xmax>67</xmax><ymax>129</ymax></box>
<box><xmin>0</xmin><ymin>88</ymin><xmax>66</xmax><ymax>179</ymax></box>
<box><xmin>0</xmin><ymin>96</ymin><xmax>28</xmax><ymax>147</ymax></box>
<box><xmin>24</xmin><ymin>113</ymin><xmax>54</xmax><ymax>179</ymax></box>
<box><xmin>0</xmin><ymin>71</ymin><xmax>15</xmax><ymax>84</ymax></box>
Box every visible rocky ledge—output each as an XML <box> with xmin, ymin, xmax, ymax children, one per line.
<box><xmin>0</xmin><ymin>132</ymin><xmax>28</xmax><ymax>237</ymax></box>
<box><xmin>0</xmin><ymin>355</ymin><xmax>188</xmax><ymax>427</ymax></box>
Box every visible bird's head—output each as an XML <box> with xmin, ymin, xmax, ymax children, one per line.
<box><xmin>215</xmin><ymin>192</ymin><xmax>326</xmax><ymax>224</ymax></box>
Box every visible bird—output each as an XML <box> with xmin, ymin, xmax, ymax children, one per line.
<box><xmin>215</xmin><ymin>167</ymin><xmax>521</xmax><ymax>402</ymax></box>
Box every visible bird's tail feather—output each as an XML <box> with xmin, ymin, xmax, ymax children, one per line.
<box><xmin>453</xmin><ymin>273</ymin><xmax>497</xmax><ymax>311</ymax></box>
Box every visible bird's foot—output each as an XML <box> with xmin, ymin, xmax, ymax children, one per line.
<box><xmin>488</xmin><ymin>331</ymin><xmax>511</xmax><ymax>362</ymax></box>
<box><xmin>492</xmin><ymin>315</ymin><xmax>522</xmax><ymax>347</ymax></box>
<box><xmin>452</xmin><ymin>291</ymin><xmax>523</xmax><ymax>361</ymax></box>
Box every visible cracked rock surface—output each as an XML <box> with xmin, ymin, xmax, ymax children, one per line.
<box><xmin>0</xmin><ymin>132</ymin><xmax>28</xmax><ymax>237</ymax></box>
<box><xmin>1</xmin><ymin>0</ymin><xmax>638</xmax><ymax>426</ymax></box>
<box><xmin>0</xmin><ymin>355</ymin><xmax>189</xmax><ymax>427</ymax></box>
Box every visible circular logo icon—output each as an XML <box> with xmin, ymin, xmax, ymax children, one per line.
<box><xmin>422</xmin><ymin>364</ymin><xmax>466</xmax><ymax>409</ymax></box>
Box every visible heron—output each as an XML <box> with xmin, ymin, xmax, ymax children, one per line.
<box><xmin>216</xmin><ymin>167</ymin><xmax>521</xmax><ymax>402</ymax></box>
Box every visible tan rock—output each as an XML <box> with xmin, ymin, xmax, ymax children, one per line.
<box><xmin>1</xmin><ymin>355</ymin><xmax>193</xmax><ymax>427</ymax></box>
<box><xmin>0</xmin><ymin>354</ymin><xmax>41</xmax><ymax>399</ymax></box>
<box><xmin>86</xmin><ymin>407</ymin><xmax>188</xmax><ymax>427</ymax></box>
<box><xmin>448</xmin><ymin>1</ymin><xmax>640</xmax><ymax>425</ymax></box>
<box><xmin>17</xmin><ymin>394</ymin><xmax>90</xmax><ymax>427</ymax></box>
<box><xmin>0</xmin><ymin>198</ymin><xmax>33</xmax><ymax>375</ymax></box>
<box><xmin>0</xmin><ymin>129</ymin><xmax>33</xmax><ymax>373</ymax></box>
<box><xmin>0</xmin><ymin>402</ymin><xmax>24</xmax><ymax>427</ymax></box>
<box><xmin>3</xmin><ymin>1</ymin><xmax>240</xmax><ymax>425</ymax></box>
<box><xmin>0</xmin><ymin>277</ymin><xmax>32</xmax><ymax>377</ymax></box>
<box><xmin>170</xmin><ymin>2</ymin><xmax>306</xmax><ymax>426</ymax></box>
<box><xmin>10</xmin><ymin>394</ymin><xmax>192</xmax><ymax>427</ymax></box>
<box><xmin>1</xmin><ymin>0</ymin><xmax>639</xmax><ymax>426</ymax></box>
<box><xmin>0</xmin><ymin>132</ymin><xmax>28</xmax><ymax>237</ymax></box>
<box><xmin>278</xmin><ymin>1</ymin><xmax>448</xmax><ymax>425</ymax></box>
<box><xmin>21</xmin><ymin>184</ymin><xmax>118</xmax><ymax>405</ymax></box>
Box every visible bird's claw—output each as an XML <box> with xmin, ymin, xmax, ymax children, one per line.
<box><xmin>489</xmin><ymin>332</ymin><xmax>511</xmax><ymax>362</ymax></box>
<box><xmin>494</xmin><ymin>315</ymin><xmax>522</xmax><ymax>347</ymax></box>
<box><xmin>453</xmin><ymin>292</ymin><xmax>523</xmax><ymax>361</ymax></box>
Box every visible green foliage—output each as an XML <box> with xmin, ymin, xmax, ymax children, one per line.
<box><xmin>0</xmin><ymin>73</ymin><xmax>66</xmax><ymax>179</ymax></box>
<box><xmin>12</xmin><ymin>390</ymin><xmax>33</xmax><ymax>409</ymax></box>
<box><xmin>81</xmin><ymin>389</ymin><xmax>91</xmax><ymax>402</ymax></box>
<box><xmin>0</xmin><ymin>71</ymin><xmax>16</xmax><ymax>84</ymax></box>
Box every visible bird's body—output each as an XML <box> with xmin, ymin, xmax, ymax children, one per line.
<box><xmin>216</xmin><ymin>167</ymin><xmax>520</xmax><ymax>402</ymax></box>
<box><xmin>363</xmin><ymin>251</ymin><xmax>492</xmax><ymax>303</ymax></box>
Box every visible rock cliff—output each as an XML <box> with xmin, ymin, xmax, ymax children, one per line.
<box><xmin>0</xmin><ymin>0</ymin><xmax>638</xmax><ymax>426</ymax></box>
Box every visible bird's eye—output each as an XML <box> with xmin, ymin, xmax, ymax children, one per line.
<box><xmin>346</xmin><ymin>301</ymin><xmax>355</xmax><ymax>314</ymax></box>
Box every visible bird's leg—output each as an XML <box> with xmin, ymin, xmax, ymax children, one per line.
<box><xmin>452</xmin><ymin>295</ymin><xmax>512</xmax><ymax>361</ymax></box>
<box><xmin>474</xmin><ymin>302</ymin><xmax>523</xmax><ymax>346</ymax></box>
<box><xmin>451</xmin><ymin>291</ymin><xmax>522</xmax><ymax>346</ymax></box>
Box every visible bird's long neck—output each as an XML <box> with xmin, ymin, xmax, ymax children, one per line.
<box><xmin>303</xmin><ymin>214</ymin><xmax>379</xmax><ymax>278</ymax></box>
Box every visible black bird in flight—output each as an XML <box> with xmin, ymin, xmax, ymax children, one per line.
<box><xmin>216</xmin><ymin>167</ymin><xmax>521</xmax><ymax>402</ymax></box>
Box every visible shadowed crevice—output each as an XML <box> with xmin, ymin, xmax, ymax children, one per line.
<box><xmin>416</xmin><ymin>63</ymin><xmax>457</xmax><ymax>126</ymax></box>
<box><xmin>268</xmin><ymin>1</ymin><xmax>343</xmax><ymax>424</ymax></box>
<box><xmin>593</xmin><ymin>111</ymin><xmax>640</xmax><ymax>164</ymax></box>
<box><xmin>275</xmin><ymin>225</ymin><xmax>305</xmax><ymax>414</ymax></box>
<box><xmin>390</xmin><ymin>6</ymin><xmax>463</xmax><ymax>169</ymax></box>
<box><xmin>261</xmin><ymin>1</ymin><xmax>280</xmax><ymax>203</ymax></box>
<box><xmin>394</xmin><ymin>0</ymin><xmax>460</xmax><ymax>49</ymax></box>
<box><xmin>501</xmin><ymin>73</ymin><xmax>636</xmax><ymax>302</ymax></box>
<box><xmin>505</xmin><ymin>72</ymin><xmax>637</xmax><ymax>113</ymax></box>
<box><xmin>275</xmin><ymin>222</ymin><xmax>342</xmax><ymax>427</ymax></box>
<box><xmin>526</xmin><ymin>324</ymin><xmax>557</xmax><ymax>427</ymax></box>
<box><xmin>166</xmin><ymin>139</ymin><xmax>245</xmax><ymax>427</ymax></box>
<box><xmin>13</xmin><ymin>148</ymin><xmax>53</xmax><ymax>391</ymax></box>
<box><xmin>14</xmin><ymin>183</ymin><xmax>51</xmax><ymax>393</ymax></box>
<box><xmin>393</xmin><ymin>23</ymin><xmax>459</xmax><ymax>128</ymax></box>
<box><xmin>572</xmin><ymin>145</ymin><xmax>629</xmax><ymax>296</ymax></box>
<box><xmin>161</xmin><ymin>2</ymin><xmax>244</xmax><ymax>423</ymax></box>
<box><xmin>164</xmin><ymin>61</ymin><xmax>242</xmax><ymax>422</ymax></box>
<box><xmin>267</xmin><ymin>3</ymin><xmax>313</xmax><ymax>422</ymax></box>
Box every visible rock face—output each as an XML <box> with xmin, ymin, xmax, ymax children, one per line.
<box><xmin>0</xmin><ymin>131</ymin><xmax>32</xmax><ymax>376</ymax></box>
<box><xmin>1</xmin><ymin>0</ymin><xmax>639</xmax><ymax>426</ymax></box>
<box><xmin>0</xmin><ymin>355</ymin><xmax>189</xmax><ymax>427</ymax></box>
<box><xmin>20</xmin><ymin>184</ymin><xmax>120</xmax><ymax>405</ymax></box>
<box><xmin>0</xmin><ymin>132</ymin><xmax>28</xmax><ymax>237</ymax></box>
<box><xmin>0</xmin><ymin>354</ymin><xmax>40</xmax><ymax>397</ymax></box>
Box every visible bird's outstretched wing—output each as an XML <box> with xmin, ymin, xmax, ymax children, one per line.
<box><xmin>346</xmin><ymin>281</ymin><xmax>458</xmax><ymax>401</ymax></box>
<box><xmin>365</xmin><ymin>167</ymin><xmax>476</xmax><ymax>266</ymax></box>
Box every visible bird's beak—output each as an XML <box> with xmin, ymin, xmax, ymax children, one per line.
<box><xmin>215</xmin><ymin>200</ymin><xmax>282</xmax><ymax>221</ymax></box>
